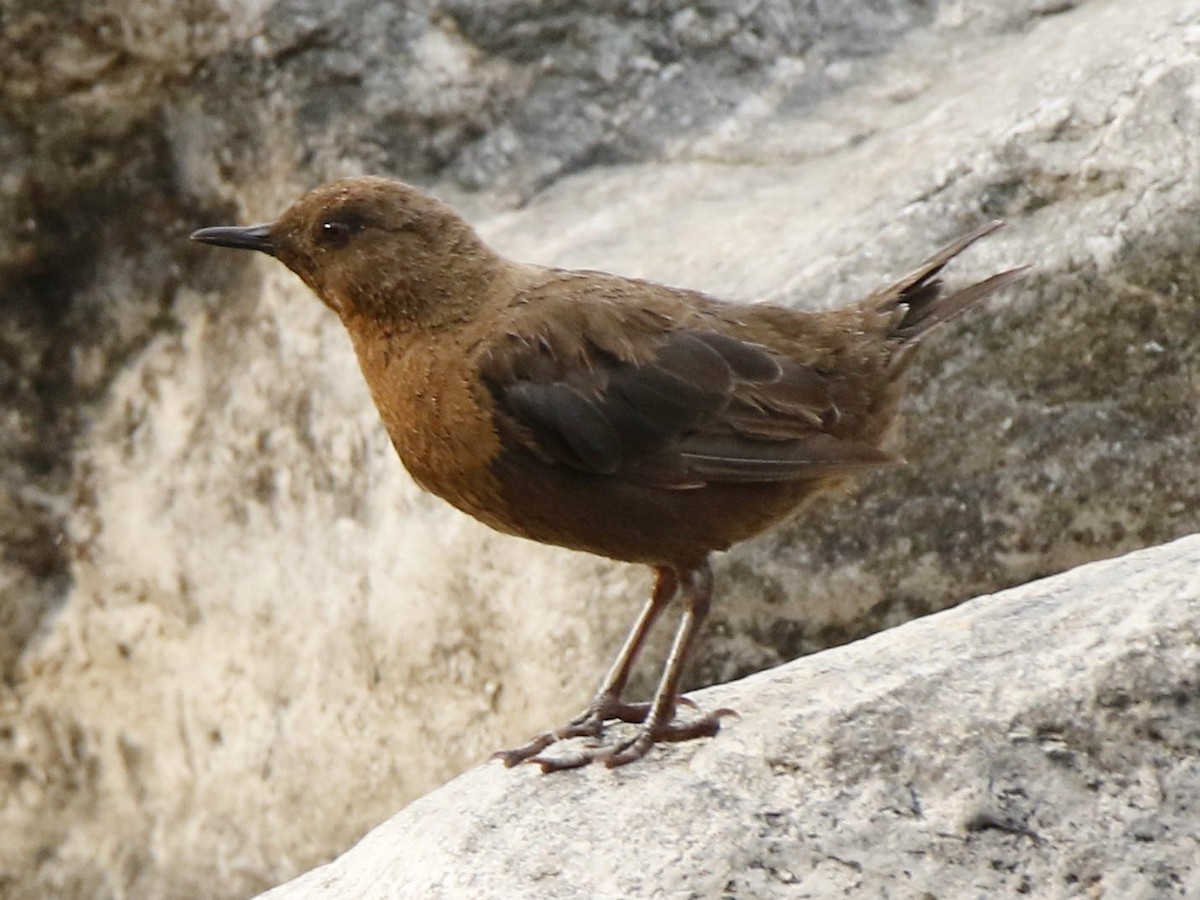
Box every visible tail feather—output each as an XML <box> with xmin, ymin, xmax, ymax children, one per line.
<box><xmin>891</xmin><ymin>266</ymin><xmax>1030</xmax><ymax>341</ymax></box>
<box><xmin>863</xmin><ymin>219</ymin><xmax>1028</xmax><ymax>342</ymax></box>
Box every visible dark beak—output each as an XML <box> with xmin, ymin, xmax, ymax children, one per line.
<box><xmin>190</xmin><ymin>223</ymin><xmax>276</xmax><ymax>256</ymax></box>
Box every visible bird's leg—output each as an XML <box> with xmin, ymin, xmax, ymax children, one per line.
<box><xmin>597</xmin><ymin>560</ymin><xmax>732</xmax><ymax>768</ymax></box>
<box><xmin>564</xmin><ymin>566</ymin><xmax>680</xmax><ymax>729</ymax></box>
<box><xmin>529</xmin><ymin>559</ymin><xmax>733</xmax><ymax>772</ymax></box>
<box><xmin>492</xmin><ymin>567</ymin><xmax>678</xmax><ymax>767</ymax></box>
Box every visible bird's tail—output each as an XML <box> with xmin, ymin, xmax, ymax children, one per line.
<box><xmin>864</xmin><ymin>220</ymin><xmax>1029</xmax><ymax>344</ymax></box>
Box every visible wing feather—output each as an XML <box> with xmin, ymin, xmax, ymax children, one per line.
<box><xmin>477</xmin><ymin>286</ymin><xmax>890</xmax><ymax>488</ymax></box>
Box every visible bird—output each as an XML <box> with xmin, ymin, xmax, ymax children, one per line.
<box><xmin>191</xmin><ymin>176</ymin><xmax>1026</xmax><ymax>771</ymax></box>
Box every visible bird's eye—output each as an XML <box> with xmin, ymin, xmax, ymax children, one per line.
<box><xmin>318</xmin><ymin>220</ymin><xmax>357</xmax><ymax>245</ymax></box>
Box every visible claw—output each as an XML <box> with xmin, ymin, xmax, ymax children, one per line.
<box><xmin>492</xmin><ymin>732</ymin><xmax>556</xmax><ymax>767</ymax></box>
<box><xmin>532</xmin><ymin>750</ymin><xmax>595</xmax><ymax>773</ymax></box>
<box><xmin>600</xmin><ymin>734</ymin><xmax>656</xmax><ymax>768</ymax></box>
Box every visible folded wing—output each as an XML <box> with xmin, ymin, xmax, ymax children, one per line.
<box><xmin>477</xmin><ymin>292</ymin><xmax>892</xmax><ymax>490</ymax></box>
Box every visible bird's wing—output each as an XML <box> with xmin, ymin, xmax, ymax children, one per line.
<box><xmin>474</xmin><ymin>276</ymin><xmax>892</xmax><ymax>490</ymax></box>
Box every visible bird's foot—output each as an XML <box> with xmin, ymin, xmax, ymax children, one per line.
<box><xmin>491</xmin><ymin>695</ymin><xmax>696</xmax><ymax>767</ymax></box>
<box><xmin>535</xmin><ymin>706</ymin><xmax>736</xmax><ymax>772</ymax></box>
<box><xmin>494</xmin><ymin>700</ymin><xmax>735</xmax><ymax>772</ymax></box>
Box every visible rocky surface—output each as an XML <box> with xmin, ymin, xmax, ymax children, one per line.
<box><xmin>1</xmin><ymin>0</ymin><xmax>1199</xmax><ymax>897</ymax></box>
<box><xmin>259</xmin><ymin>535</ymin><xmax>1200</xmax><ymax>900</ymax></box>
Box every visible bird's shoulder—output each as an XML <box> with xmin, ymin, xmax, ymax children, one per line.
<box><xmin>475</xmin><ymin>266</ymin><xmax>712</xmax><ymax>369</ymax></box>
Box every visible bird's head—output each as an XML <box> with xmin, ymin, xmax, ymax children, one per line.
<box><xmin>191</xmin><ymin>177</ymin><xmax>500</xmax><ymax>330</ymax></box>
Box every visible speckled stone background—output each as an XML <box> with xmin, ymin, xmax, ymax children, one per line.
<box><xmin>1</xmin><ymin>0</ymin><xmax>1197</xmax><ymax>896</ymax></box>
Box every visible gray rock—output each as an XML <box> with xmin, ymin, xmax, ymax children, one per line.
<box><xmin>2</xmin><ymin>0</ymin><xmax>1200</xmax><ymax>897</ymax></box>
<box><xmin>257</xmin><ymin>535</ymin><xmax>1200</xmax><ymax>900</ymax></box>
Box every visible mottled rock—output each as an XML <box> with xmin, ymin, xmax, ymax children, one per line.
<box><xmin>258</xmin><ymin>536</ymin><xmax>1200</xmax><ymax>900</ymax></box>
<box><xmin>2</xmin><ymin>0</ymin><xmax>1199</xmax><ymax>897</ymax></box>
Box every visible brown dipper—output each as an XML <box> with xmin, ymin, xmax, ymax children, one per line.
<box><xmin>191</xmin><ymin>177</ymin><xmax>1026</xmax><ymax>771</ymax></box>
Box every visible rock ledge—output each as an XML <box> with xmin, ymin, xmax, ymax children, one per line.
<box><xmin>260</xmin><ymin>535</ymin><xmax>1200</xmax><ymax>900</ymax></box>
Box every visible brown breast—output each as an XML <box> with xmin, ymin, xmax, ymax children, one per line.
<box><xmin>347</xmin><ymin>322</ymin><xmax>523</xmax><ymax>536</ymax></box>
